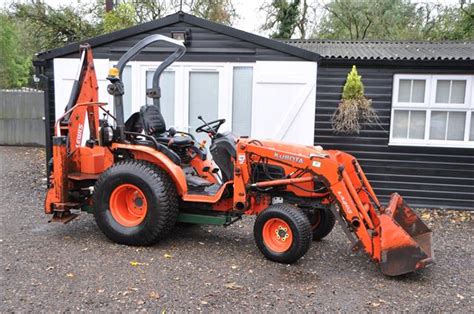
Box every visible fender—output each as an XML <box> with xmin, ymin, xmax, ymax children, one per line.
<box><xmin>111</xmin><ymin>143</ymin><xmax>188</xmax><ymax>195</ymax></box>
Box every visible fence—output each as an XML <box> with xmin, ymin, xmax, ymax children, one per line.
<box><xmin>0</xmin><ymin>89</ymin><xmax>45</xmax><ymax>146</ymax></box>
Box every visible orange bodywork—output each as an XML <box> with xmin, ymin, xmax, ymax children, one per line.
<box><xmin>229</xmin><ymin>138</ymin><xmax>432</xmax><ymax>274</ymax></box>
<box><xmin>111</xmin><ymin>143</ymin><xmax>188</xmax><ymax>196</ymax></box>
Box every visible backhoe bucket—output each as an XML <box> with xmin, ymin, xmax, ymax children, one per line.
<box><xmin>379</xmin><ymin>193</ymin><xmax>434</xmax><ymax>276</ymax></box>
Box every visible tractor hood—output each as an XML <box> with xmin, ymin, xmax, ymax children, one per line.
<box><xmin>248</xmin><ymin>139</ymin><xmax>329</xmax><ymax>161</ymax></box>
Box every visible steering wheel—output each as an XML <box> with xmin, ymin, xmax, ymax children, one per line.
<box><xmin>195</xmin><ymin>118</ymin><xmax>226</xmax><ymax>135</ymax></box>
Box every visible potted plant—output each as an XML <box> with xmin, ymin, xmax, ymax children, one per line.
<box><xmin>331</xmin><ymin>65</ymin><xmax>378</xmax><ymax>134</ymax></box>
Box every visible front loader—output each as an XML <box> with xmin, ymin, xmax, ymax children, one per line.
<box><xmin>45</xmin><ymin>35</ymin><xmax>433</xmax><ymax>276</ymax></box>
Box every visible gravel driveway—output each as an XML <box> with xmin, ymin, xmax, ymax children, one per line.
<box><xmin>1</xmin><ymin>146</ymin><xmax>472</xmax><ymax>312</ymax></box>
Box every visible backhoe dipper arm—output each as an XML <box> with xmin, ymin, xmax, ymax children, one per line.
<box><xmin>106</xmin><ymin>35</ymin><xmax>186</xmax><ymax>140</ymax></box>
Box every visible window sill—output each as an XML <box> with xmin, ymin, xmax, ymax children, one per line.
<box><xmin>389</xmin><ymin>140</ymin><xmax>474</xmax><ymax>149</ymax></box>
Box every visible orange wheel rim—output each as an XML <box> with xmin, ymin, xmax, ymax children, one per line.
<box><xmin>109</xmin><ymin>184</ymin><xmax>148</xmax><ymax>227</ymax></box>
<box><xmin>262</xmin><ymin>218</ymin><xmax>293</xmax><ymax>253</ymax></box>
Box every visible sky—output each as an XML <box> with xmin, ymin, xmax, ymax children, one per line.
<box><xmin>0</xmin><ymin>0</ymin><xmax>462</xmax><ymax>37</ymax></box>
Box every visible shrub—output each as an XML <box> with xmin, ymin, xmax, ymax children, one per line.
<box><xmin>331</xmin><ymin>65</ymin><xmax>378</xmax><ymax>134</ymax></box>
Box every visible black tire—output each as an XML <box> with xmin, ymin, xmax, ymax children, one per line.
<box><xmin>93</xmin><ymin>160</ymin><xmax>178</xmax><ymax>246</ymax></box>
<box><xmin>254</xmin><ymin>203</ymin><xmax>312</xmax><ymax>264</ymax></box>
<box><xmin>308</xmin><ymin>206</ymin><xmax>336</xmax><ymax>241</ymax></box>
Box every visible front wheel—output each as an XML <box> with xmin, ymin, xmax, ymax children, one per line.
<box><xmin>254</xmin><ymin>204</ymin><xmax>312</xmax><ymax>264</ymax></box>
<box><xmin>93</xmin><ymin>160</ymin><xmax>179</xmax><ymax>246</ymax></box>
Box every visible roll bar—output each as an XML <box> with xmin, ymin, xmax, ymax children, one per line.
<box><xmin>107</xmin><ymin>35</ymin><xmax>186</xmax><ymax>140</ymax></box>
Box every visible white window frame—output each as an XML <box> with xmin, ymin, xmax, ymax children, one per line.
<box><xmin>390</xmin><ymin>74</ymin><xmax>474</xmax><ymax>148</ymax></box>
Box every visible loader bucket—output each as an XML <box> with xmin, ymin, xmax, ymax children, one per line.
<box><xmin>379</xmin><ymin>193</ymin><xmax>434</xmax><ymax>276</ymax></box>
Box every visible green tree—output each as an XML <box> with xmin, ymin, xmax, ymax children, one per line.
<box><xmin>134</xmin><ymin>0</ymin><xmax>170</xmax><ymax>23</ymax></box>
<box><xmin>458</xmin><ymin>0</ymin><xmax>474</xmax><ymax>39</ymax></box>
<box><xmin>103</xmin><ymin>2</ymin><xmax>136</xmax><ymax>32</ymax></box>
<box><xmin>101</xmin><ymin>0</ymin><xmax>171</xmax><ymax>29</ymax></box>
<box><xmin>0</xmin><ymin>14</ymin><xmax>31</xmax><ymax>88</ymax></box>
<box><xmin>342</xmin><ymin>66</ymin><xmax>364</xmax><ymax>100</ymax></box>
<box><xmin>11</xmin><ymin>2</ymin><xmax>101</xmax><ymax>51</ymax></box>
<box><xmin>185</xmin><ymin>0</ymin><xmax>237</xmax><ymax>25</ymax></box>
<box><xmin>318</xmin><ymin>0</ymin><xmax>417</xmax><ymax>40</ymax></box>
<box><xmin>416</xmin><ymin>1</ymin><xmax>474</xmax><ymax>40</ymax></box>
<box><xmin>316</xmin><ymin>0</ymin><xmax>474</xmax><ymax>41</ymax></box>
<box><xmin>102</xmin><ymin>0</ymin><xmax>238</xmax><ymax>32</ymax></box>
<box><xmin>262</xmin><ymin>0</ymin><xmax>312</xmax><ymax>39</ymax></box>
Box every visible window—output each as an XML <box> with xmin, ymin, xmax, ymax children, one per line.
<box><xmin>146</xmin><ymin>70</ymin><xmax>175</xmax><ymax>126</ymax></box>
<box><xmin>390</xmin><ymin>74</ymin><xmax>473</xmax><ymax>147</ymax></box>
<box><xmin>231</xmin><ymin>67</ymin><xmax>253</xmax><ymax>136</ymax></box>
<box><xmin>127</xmin><ymin>62</ymin><xmax>254</xmax><ymax>138</ymax></box>
<box><xmin>188</xmin><ymin>71</ymin><xmax>220</xmax><ymax>144</ymax></box>
<box><xmin>398</xmin><ymin>79</ymin><xmax>426</xmax><ymax>103</ymax></box>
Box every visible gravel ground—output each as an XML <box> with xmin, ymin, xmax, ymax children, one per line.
<box><xmin>1</xmin><ymin>146</ymin><xmax>473</xmax><ymax>312</ymax></box>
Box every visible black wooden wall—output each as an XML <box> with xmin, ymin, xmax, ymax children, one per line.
<box><xmin>315</xmin><ymin>60</ymin><xmax>474</xmax><ymax>210</ymax></box>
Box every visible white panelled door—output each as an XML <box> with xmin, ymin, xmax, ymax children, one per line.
<box><xmin>53</xmin><ymin>58</ymin><xmax>110</xmax><ymax>145</ymax></box>
<box><xmin>53</xmin><ymin>58</ymin><xmax>110</xmax><ymax>118</ymax></box>
<box><xmin>251</xmin><ymin>61</ymin><xmax>317</xmax><ymax>145</ymax></box>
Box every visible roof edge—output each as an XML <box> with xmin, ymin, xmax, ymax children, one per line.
<box><xmin>36</xmin><ymin>12</ymin><xmax>320</xmax><ymax>62</ymax></box>
<box><xmin>180</xmin><ymin>14</ymin><xmax>319</xmax><ymax>61</ymax></box>
<box><xmin>283</xmin><ymin>39</ymin><xmax>474</xmax><ymax>45</ymax></box>
<box><xmin>36</xmin><ymin>13</ymin><xmax>181</xmax><ymax>60</ymax></box>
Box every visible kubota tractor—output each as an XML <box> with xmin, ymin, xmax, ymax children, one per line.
<box><xmin>45</xmin><ymin>35</ymin><xmax>434</xmax><ymax>276</ymax></box>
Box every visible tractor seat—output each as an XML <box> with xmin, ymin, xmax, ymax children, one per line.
<box><xmin>210</xmin><ymin>132</ymin><xmax>236</xmax><ymax>182</ymax></box>
<box><xmin>140</xmin><ymin>105</ymin><xmax>167</xmax><ymax>136</ymax></box>
<box><xmin>125</xmin><ymin>106</ymin><xmax>204</xmax><ymax>162</ymax></box>
<box><xmin>168</xmin><ymin>135</ymin><xmax>194</xmax><ymax>147</ymax></box>
<box><xmin>139</xmin><ymin>105</ymin><xmax>194</xmax><ymax>147</ymax></box>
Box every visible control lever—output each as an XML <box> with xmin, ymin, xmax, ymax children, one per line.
<box><xmin>198</xmin><ymin>115</ymin><xmax>218</xmax><ymax>136</ymax></box>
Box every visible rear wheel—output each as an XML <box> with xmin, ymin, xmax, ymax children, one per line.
<box><xmin>308</xmin><ymin>207</ymin><xmax>336</xmax><ymax>241</ymax></box>
<box><xmin>254</xmin><ymin>204</ymin><xmax>311</xmax><ymax>264</ymax></box>
<box><xmin>93</xmin><ymin>160</ymin><xmax>178</xmax><ymax>246</ymax></box>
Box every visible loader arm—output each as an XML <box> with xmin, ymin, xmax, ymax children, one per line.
<box><xmin>235</xmin><ymin>140</ymin><xmax>433</xmax><ymax>276</ymax></box>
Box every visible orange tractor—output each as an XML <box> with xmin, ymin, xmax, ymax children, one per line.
<box><xmin>45</xmin><ymin>35</ymin><xmax>433</xmax><ymax>276</ymax></box>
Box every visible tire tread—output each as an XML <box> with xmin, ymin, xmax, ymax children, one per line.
<box><xmin>93</xmin><ymin>159</ymin><xmax>178</xmax><ymax>246</ymax></box>
<box><xmin>254</xmin><ymin>203</ymin><xmax>312</xmax><ymax>264</ymax></box>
